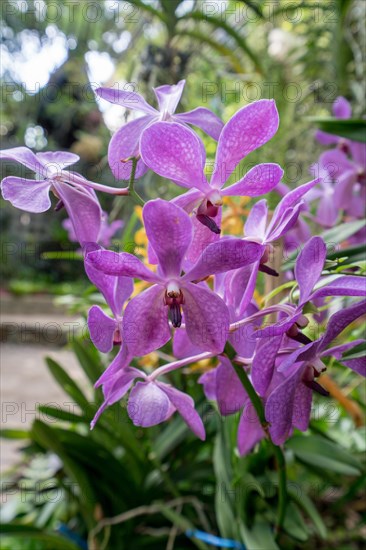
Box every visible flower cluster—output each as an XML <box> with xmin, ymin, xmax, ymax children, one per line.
<box><xmin>1</xmin><ymin>82</ymin><xmax>365</xmax><ymax>453</ymax></box>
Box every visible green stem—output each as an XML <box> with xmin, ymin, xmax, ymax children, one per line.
<box><xmin>128</xmin><ymin>157</ymin><xmax>144</xmax><ymax>207</ymax></box>
<box><xmin>224</xmin><ymin>343</ymin><xmax>287</xmax><ymax>540</ymax></box>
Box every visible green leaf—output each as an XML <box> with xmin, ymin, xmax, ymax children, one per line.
<box><xmin>72</xmin><ymin>340</ymin><xmax>103</xmax><ymax>384</ymax></box>
<box><xmin>239</xmin><ymin>520</ymin><xmax>279</xmax><ymax>550</ymax></box>
<box><xmin>37</xmin><ymin>405</ymin><xmax>88</xmax><ymax>424</ymax></box>
<box><xmin>30</xmin><ymin>420</ymin><xmax>97</xmax><ymax>527</ymax></box>
<box><xmin>283</xmin><ymin>501</ymin><xmax>309</xmax><ymax>541</ymax></box>
<box><xmin>342</xmin><ymin>342</ymin><xmax>366</xmax><ymax>360</ymax></box>
<box><xmin>307</xmin><ymin>117</ymin><xmax>366</xmax><ymax>142</ymax></box>
<box><xmin>287</xmin><ymin>434</ymin><xmax>363</xmax><ymax>475</ymax></box>
<box><xmin>213</xmin><ymin>422</ymin><xmax>236</xmax><ymax>540</ymax></box>
<box><xmin>0</xmin><ymin>429</ymin><xmax>30</xmax><ymax>440</ymax></box>
<box><xmin>288</xmin><ymin>488</ymin><xmax>327</xmax><ymax>539</ymax></box>
<box><xmin>45</xmin><ymin>357</ymin><xmax>91</xmax><ymax>413</ymax></box>
<box><xmin>0</xmin><ymin>525</ymin><xmax>81</xmax><ymax>550</ymax></box>
<box><xmin>263</xmin><ymin>280</ymin><xmax>297</xmax><ymax>305</ymax></box>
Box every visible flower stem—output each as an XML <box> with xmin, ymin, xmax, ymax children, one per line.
<box><xmin>224</xmin><ymin>342</ymin><xmax>287</xmax><ymax>540</ymax></box>
<box><xmin>127</xmin><ymin>156</ymin><xmax>144</xmax><ymax>206</ymax></box>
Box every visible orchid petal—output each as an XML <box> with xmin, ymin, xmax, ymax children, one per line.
<box><xmin>333</xmin><ymin>96</ymin><xmax>352</xmax><ymax>119</ymax></box>
<box><xmin>173</xmin><ymin>328</ymin><xmax>203</xmax><ymax>359</ymax></box>
<box><xmin>94</xmin><ymin>344</ymin><xmax>133</xmax><ymax>388</ymax></box>
<box><xmin>198</xmin><ymin>368</ymin><xmax>217</xmax><ymax>401</ymax></box>
<box><xmin>184</xmin><ymin>239</ymin><xmax>263</xmax><ymax>282</ymax></box>
<box><xmin>222</xmin><ymin>163</ymin><xmax>283</xmax><ymax>197</ymax></box>
<box><xmin>140</xmin><ymin>122</ymin><xmax>209</xmax><ymax>191</ymax></box>
<box><xmin>182</xmin><ymin>282</ymin><xmax>230</xmax><ymax>353</ymax></box>
<box><xmin>158</xmin><ymin>382</ymin><xmax>205</xmax><ymax>440</ymax></box>
<box><xmin>96</xmin><ymin>86</ymin><xmax>158</xmax><ymax>115</ymax></box>
<box><xmin>86</xmin><ymin>250</ymin><xmax>160</xmax><ymax>283</ymax></box>
<box><xmin>292</xmin><ymin>382</ymin><xmax>313</xmax><ymax>432</ymax></box>
<box><xmin>211</xmin><ymin>99</ymin><xmax>279</xmax><ymax>188</ymax></box>
<box><xmin>128</xmin><ymin>381</ymin><xmax>173</xmax><ymax>427</ymax></box>
<box><xmin>320</xmin><ymin>299</ymin><xmax>366</xmax><ymax>351</ymax></box>
<box><xmin>216</xmin><ymin>357</ymin><xmax>247</xmax><ymax>415</ymax></box>
<box><xmin>238</xmin><ymin>401</ymin><xmax>265</xmax><ymax>456</ymax></box>
<box><xmin>174</xmin><ymin>107</ymin><xmax>224</xmax><ymax>140</ymax></box>
<box><xmin>244</xmin><ymin>199</ymin><xmax>268</xmax><ymax>240</ymax></box>
<box><xmin>311</xmin><ymin>276</ymin><xmax>366</xmax><ymax>301</ymax></box>
<box><xmin>36</xmin><ymin>151</ymin><xmax>79</xmax><ymax>170</ymax></box>
<box><xmin>108</xmin><ymin>115</ymin><xmax>155</xmax><ymax>180</ymax></box>
<box><xmin>185</xmin><ymin>207</ymin><xmax>222</xmax><ymax>265</ymax></box>
<box><xmin>251</xmin><ymin>335</ymin><xmax>283</xmax><ymax>396</ymax></box>
<box><xmin>53</xmin><ymin>181</ymin><xmax>102</xmax><ymax>244</ymax></box>
<box><xmin>295</xmin><ymin>236</ymin><xmax>327</xmax><ymax>305</ymax></box>
<box><xmin>123</xmin><ymin>285</ymin><xmax>171</xmax><ymax>356</ymax></box>
<box><xmin>143</xmin><ymin>199</ymin><xmax>192</xmax><ymax>278</ymax></box>
<box><xmin>266</xmin><ymin>363</ymin><xmax>306</xmax><ymax>445</ymax></box>
<box><xmin>1</xmin><ymin>176</ymin><xmax>51</xmax><ymax>212</ymax></box>
<box><xmin>153</xmin><ymin>80</ymin><xmax>185</xmax><ymax>115</ymax></box>
<box><xmin>0</xmin><ymin>146</ymin><xmax>46</xmax><ymax>174</ymax></box>
<box><xmin>87</xmin><ymin>306</ymin><xmax>117</xmax><ymax>353</ymax></box>
<box><xmin>267</xmin><ymin>178</ymin><xmax>320</xmax><ymax>235</ymax></box>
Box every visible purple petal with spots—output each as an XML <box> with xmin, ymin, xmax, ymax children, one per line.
<box><xmin>140</xmin><ymin>122</ymin><xmax>209</xmax><ymax>191</ymax></box>
<box><xmin>311</xmin><ymin>276</ymin><xmax>366</xmax><ymax>301</ymax></box>
<box><xmin>222</xmin><ymin>163</ymin><xmax>283</xmax><ymax>197</ymax></box>
<box><xmin>1</xmin><ymin>177</ymin><xmax>51</xmax><ymax>213</ymax></box>
<box><xmin>158</xmin><ymin>382</ymin><xmax>205</xmax><ymax>440</ymax></box>
<box><xmin>87</xmin><ymin>305</ymin><xmax>117</xmax><ymax>353</ymax></box>
<box><xmin>267</xmin><ymin>178</ymin><xmax>320</xmax><ymax>235</ymax></box>
<box><xmin>174</xmin><ymin>107</ymin><xmax>224</xmax><ymax>140</ymax></box>
<box><xmin>95</xmin><ymin>86</ymin><xmax>158</xmax><ymax>115</ymax></box>
<box><xmin>251</xmin><ymin>335</ymin><xmax>283</xmax><ymax>396</ymax></box>
<box><xmin>323</xmin><ymin>339</ymin><xmax>365</xmax><ymax>359</ymax></box>
<box><xmin>128</xmin><ymin>381</ymin><xmax>174</xmax><ymax>427</ymax></box>
<box><xmin>211</xmin><ymin>99</ymin><xmax>279</xmax><ymax>188</ymax></box>
<box><xmin>216</xmin><ymin>357</ymin><xmax>247</xmax><ymax>415</ymax></box>
<box><xmin>123</xmin><ymin>284</ymin><xmax>171</xmax><ymax>356</ymax></box>
<box><xmin>153</xmin><ymin>80</ymin><xmax>185</xmax><ymax>114</ymax></box>
<box><xmin>142</xmin><ymin>199</ymin><xmax>192</xmax><ymax>278</ymax></box>
<box><xmin>183</xmin><ymin>239</ymin><xmax>263</xmax><ymax>282</ymax></box>
<box><xmin>173</xmin><ymin>328</ymin><xmax>203</xmax><ymax>359</ymax></box>
<box><xmin>295</xmin><ymin>236</ymin><xmax>326</xmax><ymax>305</ymax></box>
<box><xmin>85</xmin><ymin>251</ymin><xmax>133</xmax><ymax>317</ymax></box>
<box><xmin>108</xmin><ymin>115</ymin><xmax>155</xmax><ymax>180</ymax></box>
<box><xmin>320</xmin><ymin>299</ymin><xmax>366</xmax><ymax>351</ymax></box>
<box><xmin>267</xmin><ymin>202</ymin><xmax>305</xmax><ymax>242</ymax></box>
<box><xmin>86</xmin><ymin>250</ymin><xmax>161</xmax><ymax>283</ymax></box>
<box><xmin>182</xmin><ymin>282</ymin><xmax>230</xmax><ymax>353</ymax></box>
<box><xmin>172</xmin><ymin>188</ymin><xmax>204</xmax><ymax>212</ymax></box>
<box><xmin>244</xmin><ymin>199</ymin><xmax>268</xmax><ymax>240</ymax></box>
<box><xmin>238</xmin><ymin>401</ymin><xmax>265</xmax><ymax>456</ymax></box>
<box><xmin>292</xmin><ymin>381</ymin><xmax>313</xmax><ymax>432</ymax></box>
<box><xmin>266</xmin><ymin>362</ymin><xmax>306</xmax><ymax>445</ymax></box>
<box><xmin>53</xmin><ymin>181</ymin><xmax>102</xmax><ymax>244</ymax></box>
<box><xmin>342</xmin><ymin>358</ymin><xmax>366</xmax><ymax>377</ymax></box>
<box><xmin>185</xmin><ymin>207</ymin><xmax>222</xmax><ymax>265</ymax></box>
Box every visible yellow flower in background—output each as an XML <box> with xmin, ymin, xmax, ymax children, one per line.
<box><xmin>221</xmin><ymin>196</ymin><xmax>251</xmax><ymax>236</ymax></box>
<box><xmin>137</xmin><ymin>352</ymin><xmax>160</xmax><ymax>371</ymax></box>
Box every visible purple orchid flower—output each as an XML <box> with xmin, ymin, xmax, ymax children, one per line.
<box><xmin>84</xmin><ymin>246</ymin><xmax>133</xmax><ymax>353</ymax></box>
<box><xmin>309</xmin><ymin>147</ymin><xmax>365</xmax><ymax>227</ymax></box>
<box><xmin>223</xmin><ymin>177</ymin><xmax>320</xmax><ymax>316</ymax></box>
<box><xmin>0</xmin><ymin>147</ymin><xmax>106</xmax><ymax>244</ymax></box>
<box><xmin>266</xmin><ymin>299</ymin><xmax>366</xmax><ymax>444</ymax></box>
<box><xmin>96</xmin><ymin>79</ymin><xmax>223</xmax><ymax>181</ymax></box>
<box><xmin>251</xmin><ymin>236</ymin><xmax>366</xmax><ymax>396</ymax></box>
<box><xmin>85</xmin><ymin>199</ymin><xmax>264</xmax><ymax>356</ymax></box>
<box><xmin>90</xmin><ymin>348</ymin><xmax>205</xmax><ymax>439</ymax></box>
<box><xmin>315</xmin><ymin>96</ymin><xmax>352</xmax><ymax>147</ymax></box>
<box><xmin>140</xmin><ymin>99</ymin><xmax>283</xmax><ymax>261</ymax></box>
<box><xmin>63</xmin><ymin>212</ymin><xmax>124</xmax><ymax>248</ymax></box>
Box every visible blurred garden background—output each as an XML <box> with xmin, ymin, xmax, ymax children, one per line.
<box><xmin>1</xmin><ymin>1</ymin><xmax>365</xmax><ymax>549</ymax></box>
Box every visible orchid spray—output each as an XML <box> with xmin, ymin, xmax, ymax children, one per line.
<box><xmin>1</xmin><ymin>84</ymin><xmax>365</xmax><ymax>544</ymax></box>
